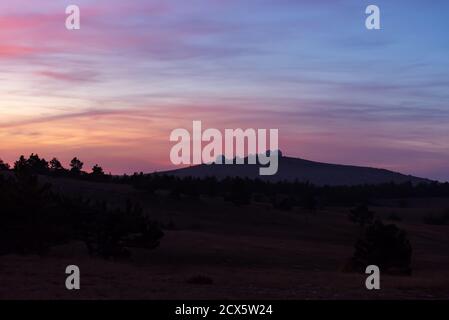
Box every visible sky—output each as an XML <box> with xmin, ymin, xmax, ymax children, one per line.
<box><xmin>0</xmin><ymin>0</ymin><xmax>448</xmax><ymax>181</ymax></box>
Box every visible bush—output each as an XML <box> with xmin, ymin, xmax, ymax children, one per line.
<box><xmin>423</xmin><ymin>210</ymin><xmax>449</xmax><ymax>226</ymax></box>
<box><xmin>60</xmin><ymin>198</ymin><xmax>164</xmax><ymax>259</ymax></box>
<box><xmin>272</xmin><ymin>196</ymin><xmax>294</xmax><ymax>211</ymax></box>
<box><xmin>348</xmin><ymin>205</ymin><xmax>374</xmax><ymax>227</ymax></box>
<box><xmin>388</xmin><ymin>212</ymin><xmax>402</xmax><ymax>222</ymax></box>
<box><xmin>348</xmin><ymin>220</ymin><xmax>412</xmax><ymax>275</ymax></box>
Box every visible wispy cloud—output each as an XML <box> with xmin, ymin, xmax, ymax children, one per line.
<box><xmin>0</xmin><ymin>0</ymin><xmax>448</xmax><ymax>180</ymax></box>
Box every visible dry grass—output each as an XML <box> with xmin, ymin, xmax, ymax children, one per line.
<box><xmin>1</xmin><ymin>176</ymin><xmax>449</xmax><ymax>299</ymax></box>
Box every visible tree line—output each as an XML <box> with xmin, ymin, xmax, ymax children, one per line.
<box><xmin>0</xmin><ymin>155</ymin><xmax>163</xmax><ymax>258</ymax></box>
<box><xmin>2</xmin><ymin>154</ymin><xmax>449</xmax><ymax>208</ymax></box>
<box><xmin>0</xmin><ymin>154</ymin><xmax>105</xmax><ymax>177</ymax></box>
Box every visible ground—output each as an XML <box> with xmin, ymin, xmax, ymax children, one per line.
<box><xmin>1</xmin><ymin>177</ymin><xmax>449</xmax><ymax>299</ymax></box>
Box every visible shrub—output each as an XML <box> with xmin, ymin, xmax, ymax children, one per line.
<box><xmin>272</xmin><ymin>196</ymin><xmax>294</xmax><ymax>211</ymax></box>
<box><xmin>348</xmin><ymin>220</ymin><xmax>412</xmax><ymax>275</ymax></box>
<box><xmin>388</xmin><ymin>212</ymin><xmax>402</xmax><ymax>222</ymax></box>
<box><xmin>348</xmin><ymin>205</ymin><xmax>374</xmax><ymax>227</ymax></box>
<box><xmin>63</xmin><ymin>198</ymin><xmax>164</xmax><ymax>259</ymax></box>
<box><xmin>423</xmin><ymin>210</ymin><xmax>449</xmax><ymax>226</ymax></box>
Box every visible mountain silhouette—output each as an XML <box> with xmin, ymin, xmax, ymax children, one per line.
<box><xmin>160</xmin><ymin>153</ymin><xmax>430</xmax><ymax>186</ymax></box>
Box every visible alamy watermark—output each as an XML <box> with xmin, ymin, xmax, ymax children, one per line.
<box><xmin>365</xmin><ymin>265</ymin><xmax>380</xmax><ymax>290</ymax></box>
<box><xmin>64</xmin><ymin>4</ymin><xmax>380</xmax><ymax>31</ymax></box>
<box><xmin>169</xmin><ymin>121</ymin><xmax>279</xmax><ymax>176</ymax></box>
<box><xmin>65</xmin><ymin>5</ymin><xmax>80</xmax><ymax>30</ymax></box>
<box><xmin>365</xmin><ymin>5</ymin><xmax>381</xmax><ymax>30</ymax></box>
<box><xmin>65</xmin><ymin>265</ymin><xmax>80</xmax><ymax>290</ymax></box>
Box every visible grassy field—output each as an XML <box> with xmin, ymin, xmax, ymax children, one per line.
<box><xmin>1</xmin><ymin>175</ymin><xmax>449</xmax><ymax>299</ymax></box>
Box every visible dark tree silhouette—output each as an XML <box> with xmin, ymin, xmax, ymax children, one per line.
<box><xmin>348</xmin><ymin>204</ymin><xmax>374</xmax><ymax>227</ymax></box>
<box><xmin>224</xmin><ymin>178</ymin><xmax>251</xmax><ymax>206</ymax></box>
<box><xmin>0</xmin><ymin>159</ymin><xmax>9</xmax><ymax>170</ymax></box>
<box><xmin>423</xmin><ymin>210</ymin><xmax>449</xmax><ymax>225</ymax></box>
<box><xmin>49</xmin><ymin>157</ymin><xmax>64</xmax><ymax>171</ymax></box>
<box><xmin>302</xmin><ymin>193</ymin><xmax>317</xmax><ymax>212</ymax></box>
<box><xmin>272</xmin><ymin>195</ymin><xmax>293</xmax><ymax>211</ymax></box>
<box><xmin>27</xmin><ymin>153</ymin><xmax>49</xmax><ymax>173</ymax></box>
<box><xmin>0</xmin><ymin>170</ymin><xmax>65</xmax><ymax>255</ymax></box>
<box><xmin>14</xmin><ymin>155</ymin><xmax>29</xmax><ymax>172</ymax></box>
<box><xmin>12</xmin><ymin>154</ymin><xmax>48</xmax><ymax>174</ymax></box>
<box><xmin>91</xmin><ymin>164</ymin><xmax>105</xmax><ymax>176</ymax></box>
<box><xmin>0</xmin><ymin>170</ymin><xmax>163</xmax><ymax>258</ymax></box>
<box><xmin>349</xmin><ymin>220</ymin><xmax>412</xmax><ymax>275</ymax></box>
<box><xmin>70</xmin><ymin>157</ymin><xmax>84</xmax><ymax>174</ymax></box>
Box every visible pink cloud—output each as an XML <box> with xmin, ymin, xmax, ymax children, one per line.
<box><xmin>35</xmin><ymin>70</ymin><xmax>98</xmax><ymax>82</ymax></box>
<box><xmin>0</xmin><ymin>44</ymin><xmax>38</xmax><ymax>58</ymax></box>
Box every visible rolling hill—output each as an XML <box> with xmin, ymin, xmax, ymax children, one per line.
<box><xmin>160</xmin><ymin>153</ymin><xmax>430</xmax><ymax>186</ymax></box>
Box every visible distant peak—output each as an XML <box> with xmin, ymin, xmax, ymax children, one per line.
<box><xmin>213</xmin><ymin>150</ymin><xmax>283</xmax><ymax>164</ymax></box>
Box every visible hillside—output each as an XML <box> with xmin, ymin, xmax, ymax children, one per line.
<box><xmin>160</xmin><ymin>155</ymin><xmax>430</xmax><ymax>186</ymax></box>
